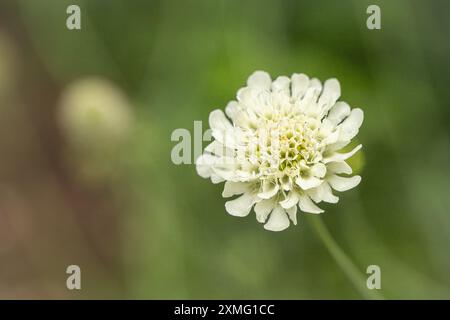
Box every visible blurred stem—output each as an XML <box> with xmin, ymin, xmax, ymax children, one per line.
<box><xmin>308</xmin><ymin>216</ymin><xmax>384</xmax><ymax>300</ymax></box>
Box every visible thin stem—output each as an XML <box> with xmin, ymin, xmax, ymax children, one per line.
<box><xmin>308</xmin><ymin>215</ymin><xmax>384</xmax><ymax>300</ymax></box>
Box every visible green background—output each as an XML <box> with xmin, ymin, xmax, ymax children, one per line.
<box><xmin>0</xmin><ymin>0</ymin><xmax>449</xmax><ymax>299</ymax></box>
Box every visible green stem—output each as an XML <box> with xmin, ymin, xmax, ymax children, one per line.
<box><xmin>308</xmin><ymin>215</ymin><xmax>384</xmax><ymax>300</ymax></box>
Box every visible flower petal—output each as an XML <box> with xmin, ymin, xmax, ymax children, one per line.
<box><xmin>264</xmin><ymin>206</ymin><xmax>290</xmax><ymax>231</ymax></box>
<box><xmin>321</xmin><ymin>128</ymin><xmax>340</xmax><ymax>145</ymax></box>
<box><xmin>222</xmin><ymin>181</ymin><xmax>249</xmax><ymax>198</ymax></box>
<box><xmin>298</xmin><ymin>194</ymin><xmax>324</xmax><ymax>214</ymax></box>
<box><xmin>326</xmin><ymin>161</ymin><xmax>352</xmax><ymax>175</ymax></box>
<box><xmin>254</xmin><ymin>199</ymin><xmax>275</xmax><ymax>223</ymax></box>
<box><xmin>279</xmin><ymin>191</ymin><xmax>299</xmax><ymax>209</ymax></box>
<box><xmin>327</xmin><ymin>101</ymin><xmax>351</xmax><ymax>125</ymax></box>
<box><xmin>328</xmin><ymin>175</ymin><xmax>361</xmax><ymax>192</ymax></box>
<box><xmin>225</xmin><ymin>192</ymin><xmax>256</xmax><ymax>217</ymax></box>
<box><xmin>318</xmin><ymin>78</ymin><xmax>340</xmax><ymax>116</ymax></box>
<box><xmin>195</xmin><ymin>154</ymin><xmax>216</xmax><ymax>178</ymax></box>
<box><xmin>286</xmin><ymin>205</ymin><xmax>298</xmax><ymax>225</ymax></box>
<box><xmin>291</xmin><ymin>73</ymin><xmax>309</xmax><ymax>99</ymax></box>
<box><xmin>247</xmin><ymin>70</ymin><xmax>271</xmax><ymax>90</ymax></box>
<box><xmin>295</xmin><ymin>175</ymin><xmax>322</xmax><ymax>190</ymax></box>
<box><xmin>321</xmin><ymin>182</ymin><xmax>339</xmax><ymax>203</ymax></box>
<box><xmin>323</xmin><ymin>144</ymin><xmax>362</xmax><ymax>163</ymax></box>
<box><xmin>309</xmin><ymin>78</ymin><xmax>323</xmax><ymax>96</ymax></box>
<box><xmin>210</xmin><ymin>174</ymin><xmax>225</xmax><ymax>184</ymax></box>
<box><xmin>309</xmin><ymin>182</ymin><xmax>339</xmax><ymax>203</ymax></box>
<box><xmin>209</xmin><ymin>109</ymin><xmax>235</xmax><ymax>146</ymax></box>
<box><xmin>311</xmin><ymin>163</ymin><xmax>327</xmax><ymax>178</ymax></box>
<box><xmin>211</xmin><ymin>158</ymin><xmax>238</xmax><ymax>180</ymax></box>
<box><xmin>225</xmin><ymin>100</ymin><xmax>240</xmax><ymax>119</ymax></box>
<box><xmin>209</xmin><ymin>109</ymin><xmax>232</xmax><ymax>131</ymax></box>
<box><xmin>237</xmin><ymin>87</ymin><xmax>261</xmax><ymax>113</ymax></box>
<box><xmin>280</xmin><ymin>175</ymin><xmax>293</xmax><ymax>191</ymax></box>
<box><xmin>257</xmin><ymin>181</ymin><xmax>280</xmax><ymax>199</ymax></box>
<box><xmin>301</xmin><ymin>79</ymin><xmax>322</xmax><ymax>112</ymax></box>
<box><xmin>339</xmin><ymin>108</ymin><xmax>363</xmax><ymax>141</ymax></box>
<box><xmin>205</xmin><ymin>141</ymin><xmax>234</xmax><ymax>157</ymax></box>
<box><xmin>271</xmin><ymin>76</ymin><xmax>291</xmax><ymax>95</ymax></box>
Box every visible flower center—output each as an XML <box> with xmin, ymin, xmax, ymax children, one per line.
<box><xmin>239</xmin><ymin>112</ymin><xmax>324</xmax><ymax>180</ymax></box>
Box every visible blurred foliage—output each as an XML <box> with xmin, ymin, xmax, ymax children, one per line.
<box><xmin>0</xmin><ymin>0</ymin><xmax>449</xmax><ymax>299</ymax></box>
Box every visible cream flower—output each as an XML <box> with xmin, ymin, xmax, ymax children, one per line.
<box><xmin>196</xmin><ymin>71</ymin><xmax>363</xmax><ymax>231</ymax></box>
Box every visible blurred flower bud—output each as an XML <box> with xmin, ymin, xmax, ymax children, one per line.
<box><xmin>58</xmin><ymin>77</ymin><xmax>134</xmax><ymax>186</ymax></box>
<box><xmin>59</xmin><ymin>77</ymin><xmax>133</xmax><ymax>152</ymax></box>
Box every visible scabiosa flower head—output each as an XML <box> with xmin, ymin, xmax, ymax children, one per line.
<box><xmin>196</xmin><ymin>71</ymin><xmax>363</xmax><ymax>231</ymax></box>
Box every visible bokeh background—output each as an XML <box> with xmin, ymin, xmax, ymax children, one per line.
<box><xmin>0</xmin><ymin>0</ymin><xmax>449</xmax><ymax>299</ymax></box>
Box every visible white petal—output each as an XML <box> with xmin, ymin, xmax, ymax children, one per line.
<box><xmin>327</xmin><ymin>175</ymin><xmax>361</xmax><ymax>192</ymax></box>
<box><xmin>237</xmin><ymin>87</ymin><xmax>260</xmax><ymax>111</ymax></box>
<box><xmin>298</xmin><ymin>194</ymin><xmax>324</xmax><ymax>214</ymax></box>
<box><xmin>247</xmin><ymin>70</ymin><xmax>271</xmax><ymax>90</ymax></box>
<box><xmin>323</xmin><ymin>144</ymin><xmax>362</xmax><ymax>163</ymax></box>
<box><xmin>296</xmin><ymin>88</ymin><xmax>316</xmax><ymax>113</ymax></box>
<box><xmin>327</xmin><ymin>101</ymin><xmax>350</xmax><ymax>126</ymax></box>
<box><xmin>280</xmin><ymin>176</ymin><xmax>293</xmax><ymax>191</ymax></box>
<box><xmin>286</xmin><ymin>205</ymin><xmax>298</xmax><ymax>225</ymax></box>
<box><xmin>271</xmin><ymin>76</ymin><xmax>291</xmax><ymax>95</ymax></box>
<box><xmin>301</xmin><ymin>78</ymin><xmax>321</xmax><ymax>110</ymax></box>
<box><xmin>233</xmin><ymin>110</ymin><xmax>252</xmax><ymax>128</ymax></box>
<box><xmin>225</xmin><ymin>101</ymin><xmax>240</xmax><ymax>119</ymax></box>
<box><xmin>326</xmin><ymin>139</ymin><xmax>351</xmax><ymax>153</ymax></box>
<box><xmin>295</xmin><ymin>175</ymin><xmax>322</xmax><ymax>190</ymax></box>
<box><xmin>321</xmin><ymin>182</ymin><xmax>339</xmax><ymax>203</ymax></box>
<box><xmin>322</xmin><ymin>128</ymin><xmax>340</xmax><ymax>145</ymax></box>
<box><xmin>279</xmin><ymin>191</ymin><xmax>299</xmax><ymax>209</ymax></box>
<box><xmin>318</xmin><ymin>78</ymin><xmax>340</xmax><ymax>116</ymax></box>
<box><xmin>222</xmin><ymin>181</ymin><xmax>249</xmax><ymax>198</ymax></box>
<box><xmin>264</xmin><ymin>206</ymin><xmax>290</xmax><ymax>232</ymax></box>
<box><xmin>209</xmin><ymin>109</ymin><xmax>232</xmax><ymax>131</ymax></box>
<box><xmin>204</xmin><ymin>140</ymin><xmax>219</xmax><ymax>154</ymax></box>
<box><xmin>311</xmin><ymin>163</ymin><xmax>327</xmax><ymax>178</ymax></box>
<box><xmin>257</xmin><ymin>181</ymin><xmax>280</xmax><ymax>199</ymax></box>
<box><xmin>210</xmin><ymin>174</ymin><xmax>225</xmax><ymax>184</ymax></box>
<box><xmin>254</xmin><ymin>199</ymin><xmax>275</xmax><ymax>223</ymax></box>
<box><xmin>307</xmin><ymin>186</ymin><xmax>323</xmax><ymax>203</ymax></box>
<box><xmin>291</xmin><ymin>73</ymin><xmax>309</xmax><ymax>99</ymax></box>
<box><xmin>195</xmin><ymin>154</ymin><xmax>216</xmax><ymax>178</ymax></box>
<box><xmin>339</xmin><ymin>108</ymin><xmax>364</xmax><ymax>141</ymax></box>
<box><xmin>209</xmin><ymin>109</ymin><xmax>235</xmax><ymax>146</ymax></box>
<box><xmin>309</xmin><ymin>78</ymin><xmax>322</xmax><ymax>96</ymax></box>
<box><xmin>225</xmin><ymin>192</ymin><xmax>256</xmax><ymax>217</ymax></box>
<box><xmin>309</xmin><ymin>182</ymin><xmax>339</xmax><ymax>203</ymax></box>
<box><xmin>326</xmin><ymin>161</ymin><xmax>352</xmax><ymax>175</ymax></box>
<box><xmin>212</xmin><ymin>165</ymin><xmax>237</xmax><ymax>181</ymax></box>
<box><xmin>205</xmin><ymin>141</ymin><xmax>234</xmax><ymax>157</ymax></box>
